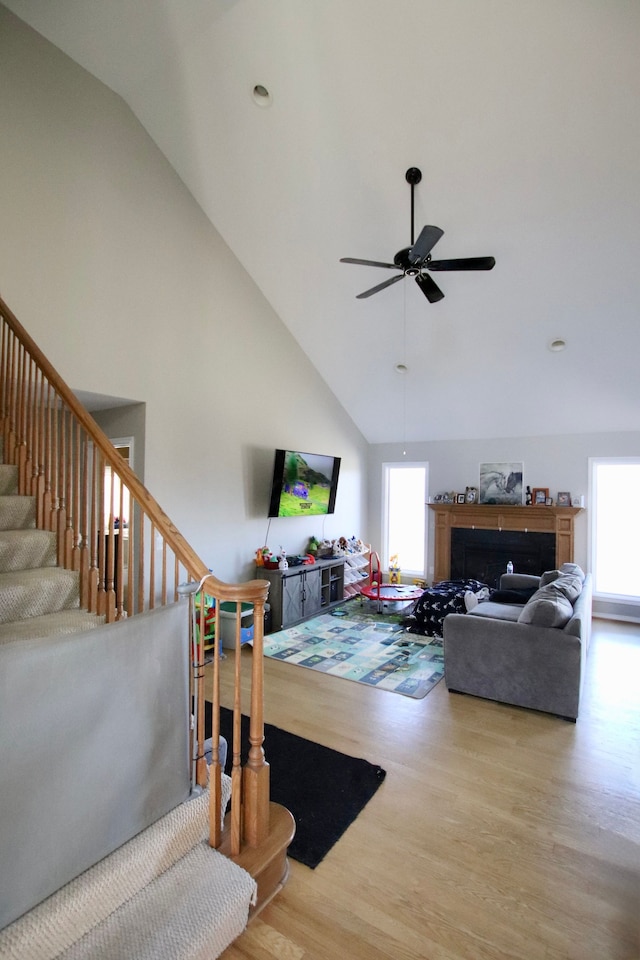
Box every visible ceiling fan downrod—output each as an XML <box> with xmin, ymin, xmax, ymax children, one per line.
<box><xmin>405</xmin><ymin>167</ymin><xmax>422</xmax><ymax>246</ymax></box>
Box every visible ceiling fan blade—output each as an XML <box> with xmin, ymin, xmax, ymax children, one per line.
<box><xmin>408</xmin><ymin>225</ymin><xmax>444</xmax><ymax>264</ymax></box>
<box><xmin>356</xmin><ymin>274</ymin><xmax>405</xmax><ymax>299</ymax></box>
<box><xmin>340</xmin><ymin>257</ymin><xmax>400</xmax><ymax>269</ymax></box>
<box><xmin>427</xmin><ymin>256</ymin><xmax>496</xmax><ymax>271</ymax></box>
<box><xmin>415</xmin><ymin>273</ymin><xmax>444</xmax><ymax>303</ymax></box>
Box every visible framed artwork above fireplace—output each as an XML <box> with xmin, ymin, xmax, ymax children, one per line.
<box><xmin>479</xmin><ymin>462</ymin><xmax>523</xmax><ymax>505</ymax></box>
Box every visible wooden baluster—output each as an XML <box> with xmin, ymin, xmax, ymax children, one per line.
<box><xmin>95</xmin><ymin>448</ymin><xmax>105</xmax><ymax>616</ymax></box>
<box><xmin>243</xmin><ymin>596</ymin><xmax>269</xmax><ymax>847</ymax></box>
<box><xmin>14</xmin><ymin>341</ymin><xmax>22</xmax><ymax>468</ymax></box>
<box><xmin>87</xmin><ymin>442</ymin><xmax>99</xmax><ymax>614</ymax></box>
<box><xmin>161</xmin><ymin>537</ymin><xmax>167</xmax><ymax>606</ymax></box>
<box><xmin>173</xmin><ymin>556</ymin><xmax>180</xmax><ymax>603</ymax></box>
<box><xmin>1</xmin><ymin>325</ymin><xmax>9</xmax><ymax>453</ymax></box>
<box><xmin>0</xmin><ymin>320</ymin><xmax>7</xmax><ymax>436</ymax></box>
<box><xmin>41</xmin><ymin>382</ymin><xmax>53</xmax><ymax>531</ymax></box>
<box><xmin>208</xmin><ymin>595</ymin><xmax>223</xmax><ymax>846</ymax></box>
<box><xmin>104</xmin><ymin>466</ymin><xmax>116</xmax><ymax>623</ymax></box>
<box><xmin>71</xmin><ymin>421</ymin><xmax>81</xmax><ymax>571</ymax></box>
<box><xmin>126</xmin><ymin>501</ymin><xmax>134</xmax><ymax>618</ymax></box>
<box><xmin>6</xmin><ymin>332</ymin><xmax>17</xmax><ymax>463</ymax></box>
<box><xmin>195</xmin><ymin>590</ymin><xmax>208</xmax><ymax>790</ymax></box>
<box><xmin>0</xmin><ymin>321</ymin><xmax>10</xmax><ymax>457</ymax></box>
<box><xmin>148</xmin><ymin>521</ymin><xmax>155</xmax><ymax>611</ymax></box>
<box><xmin>33</xmin><ymin>369</ymin><xmax>46</xmax><ymax>520</ymax></box>
<box><xmin>49</xmin><ymin>391</ymin><xmax>59</xmax><ymax>533</ymax></box>
<box><xmin>17</xmin><ymin>343</ymin><xmax>27</xmax><ymax>490</ymax></box>
<box><xmin>56</xmin><ymin>408</ymin><xmax>67</xmax><ymax>566</ymax></box>
<box><xmin>116</xmin><ymin>477</ymin><xmax>125</xmax><ymax>619</ymax></box>
<box><xmin>230</xmin><ymin>604</ymin><xmax>243</xmax><ymax>855</ymax></box>
<box><xmin>24</xmin><ymin>354</ymin><xmax>34</xmax><ymax>491</ymax></box>
<box><xmin>29</xmin><ymin>356</ymin><xmax>39</xmax><ymax>494</ymax></box>
<box><xmin>79</xmin><ymin>433</ymin><xmax>90</xmax><ymax>607</ymax></box>
<box><xmin>136</xmin><ymin>510</ymin><xmax>146</xmax><ymax>614</ymax></box>
<box><xmin>63</xmin><ymin>411</ymin><xmax>74</xmax><ymax>569</ymax></box>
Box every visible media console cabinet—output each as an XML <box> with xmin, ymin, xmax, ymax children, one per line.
<box><xmin>260</xmin><ymin>557</ymin><xmax>346</xmax><ymax>631</ymax></box>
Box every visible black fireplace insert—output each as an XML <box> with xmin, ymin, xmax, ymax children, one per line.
<box><xmin>450</xmin><ymin>528</ymin><xmax>555</xmax><ymax>588</ymax></box>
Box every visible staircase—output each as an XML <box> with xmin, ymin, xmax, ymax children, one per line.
<box><xmin>0</xmin><ymin>784</ymin><xmax>261</xmax><ymax>960</ymax></box>
<box><xmin>0</xmin><ymin>295</ymin><xmax>294</xmax><ymax>956</ymax></box>
<box><xmin>0</xmin><ymin>455</ymin><xmax>104</xmax><ymax>640</ymax></box>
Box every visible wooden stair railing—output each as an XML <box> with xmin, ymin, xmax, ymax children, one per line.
<box><xmin>0</xmin><ymin>294</ymin><xmax>275</xmax><ymax>861</ymax></box>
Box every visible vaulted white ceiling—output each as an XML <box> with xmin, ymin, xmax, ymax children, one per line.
<box><xmin>5</xmin><ymin>0</ymin><xmax>640</xmax><ymax>443</ymax></box>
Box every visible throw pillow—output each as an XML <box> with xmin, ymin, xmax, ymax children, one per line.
<box><xmin>542</xmin><ymin>574</ymin><xmax>582</xmax><ymax>604</ymax></box>
<box><xmin>518</xmin><ymin>589</ymin><xmax>573</xmax><ymax>628</ymax></box>
<box><xmin>540</xmin><ymin>569</ymin><xmax>561</xmax><ymax>586</ymax></box>
<box><xmin>560</xmin><ymin>562</ymin><xmax>585</xmax><ymax>582</ymax></box>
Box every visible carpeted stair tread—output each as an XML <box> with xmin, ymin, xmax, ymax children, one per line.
<box><xmin>0</xmin><ymin>783</ymin><xmax>247</xmax><ymax>960</ymax></box>
<box><xmin>0</xmin><ymin>495</ymin><xmax>36</xmax><ymax>531</ymax></box>
<box><xmin>0</xmin><ymin>567</ymin><xmax>80</xmax><ymax>623</ymax></box>
<box><xmin>0</xmin><ymin>529</ymin><xmax>58</xmax><ymax>572</ymax></box>
<box><xmin>59</xmin><ymin>842</ymin><xmax>255</xmax><ymax>960</ymax></box>
<box><xmin>0</xmin><ymin>609</ymin><xmax>105</xmax><ymax>644</ymax></box>
<box><xmin>0</xmin><ymin>465</ymin><xmax>18</xmax><ymax>495</ymax></box>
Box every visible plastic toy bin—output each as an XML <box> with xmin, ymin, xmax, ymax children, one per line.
<box><xmin>219</xmin><ymin>601</ymin><xmax>254</xmax><ymax>649</ymax></box>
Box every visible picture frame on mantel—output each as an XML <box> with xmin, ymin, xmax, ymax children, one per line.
<box><xmin>532</xmin><ymin>487</ymin><xmax>549</xmax><ymax>505</ymax></box>
<box><xmin>465</xmin><ymin>486</ymin><xmax>478</xmax><ymax>503</ymax></box>
<box><xmin>479</xmin><ymin>462</ymin><xmax>523</xmax><ymax>505</ymax></box>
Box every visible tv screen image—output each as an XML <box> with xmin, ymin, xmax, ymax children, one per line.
<box><xmin>268</xmin><ymin>449</ymin><xmax>341</xmax><ymax>518</ymax></box>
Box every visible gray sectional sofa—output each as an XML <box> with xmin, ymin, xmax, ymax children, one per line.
<box><xmin>443</xmin><ymin>563</ymin><xmax>592</xmax><ymax>721</ymax></box>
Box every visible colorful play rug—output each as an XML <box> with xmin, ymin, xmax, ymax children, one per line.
<box><xmin>263</xmin><ymin>603</ymin><xmax>444</xmax><ymax>699</ymax></box>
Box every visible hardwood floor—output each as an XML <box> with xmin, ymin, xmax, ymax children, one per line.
<box><xmin>218</xmin><ymin>618</ymin><xmax>640</xmax><ymax>960</ymax></box>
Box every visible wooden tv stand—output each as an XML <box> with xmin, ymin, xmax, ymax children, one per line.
<box><xmin>260</xmin><ymin>556</ymin><xmax>346</xmax><ymax>631</ymax></box>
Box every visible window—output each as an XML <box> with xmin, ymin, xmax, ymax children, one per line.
<box><xmin>382</xmin><ymin>462</ymin><xmax>428</xmax><ymax>577</ymax></box>
<box><xmin>590</xmin><ymin>458</ymin><xmax>640</xmax><ymax>601</ymax></box>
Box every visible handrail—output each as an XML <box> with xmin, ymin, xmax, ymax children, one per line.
<box><xmin>0</xmin><ymin>293</ymin><xmax>271</xmax><ymax>854</ymax></box>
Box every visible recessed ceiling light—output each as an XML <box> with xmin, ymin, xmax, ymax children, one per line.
<box><xmin>252</xmin><ymin>84</ymin><xmax>272</xmax><ymax>107</ymax></box>
<box><xmin>395</xmin><ymin>363</ymin><xmax>408</xmax><ymax>373</ymax></box>
<box><xmin>548</xmin><ymin>337</ymin><xmax>567</xmax><ymax>352</ymax></box>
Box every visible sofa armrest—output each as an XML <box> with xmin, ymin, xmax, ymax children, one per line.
<box><xmin>499</xmin><ymin>573</ymin><xmax>541</xmax><ymax>590</ymax></box>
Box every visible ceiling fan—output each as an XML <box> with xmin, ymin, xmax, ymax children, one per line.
<box><xmin>340</xmin><ymin>167</ymin><xmax>495</xmax><ymax>303</ymax></box>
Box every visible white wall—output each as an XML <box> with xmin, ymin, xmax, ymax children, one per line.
<box><xmin>368</xmin><ymin>431</ymin><xmax>640</xmax><ymax>580</ymax></box>
<box><xmin>0</xmin><ymin>7</ymin><xmax>368</xmax><ymax>583</ymax></box>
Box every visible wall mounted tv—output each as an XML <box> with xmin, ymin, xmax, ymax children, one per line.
<box><xmin>268</xmin><ymin>449</ymin><xmax>341</xmax><ymax>518</ymax></box>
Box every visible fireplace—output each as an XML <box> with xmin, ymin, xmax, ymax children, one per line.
<box><xmin>450</xmin><ymin>528</ymin><xmax>555</xmax><ymax>588</ymax></box>
<box><xmin>428</xmin><ymin>502</ymin><xmax>582</xmax><ymax>585</ymax></box>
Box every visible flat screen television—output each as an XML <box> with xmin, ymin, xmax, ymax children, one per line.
<box><xmin>268</xmin><ymin>449</ymin><xmax>341</xmax><ymax>518</ymax></box>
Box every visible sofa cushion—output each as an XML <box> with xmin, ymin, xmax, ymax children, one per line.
<box><xmin>468</xmin><ymin>601</ymin><xmax>523</xmax><ymax>622</ymax></box>
<box><xmin>517</xmin><ymin>589</ymin><xmax>574</xmax><ymax>628</ymax></box>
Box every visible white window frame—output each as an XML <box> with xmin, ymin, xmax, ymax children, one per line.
<box><xmin>589</xmin><ymin>456</ymin><xmax>640</xmax><ymax>604</ymax></box>
<box><xmin>381</xmin><ymin>461</ymin><xmax>429</xmax><ymax>578</ymax></box>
